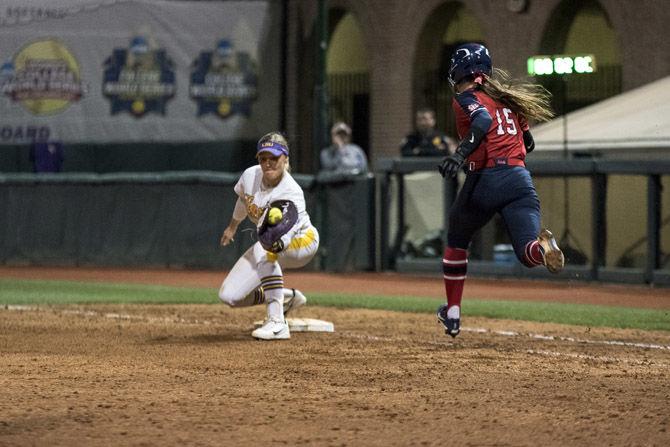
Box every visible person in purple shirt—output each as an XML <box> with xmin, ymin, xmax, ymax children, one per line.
<box><xmin>30</xmin><ymin>141</ymin><xmax>64</xmax><ymax>173</ymax></box>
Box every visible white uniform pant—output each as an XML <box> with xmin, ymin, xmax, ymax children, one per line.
<box><xmin>218</xmin><ymin>226</ymin><xmax>319</xmax><ymax>310</ymax></box>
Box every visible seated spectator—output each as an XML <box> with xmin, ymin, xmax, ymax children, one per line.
<box><xmin>320</xmin><ymin>122</ymin><xmax>368</xmax><ymax>175</ymax></box>
<box><xmin>400</xmin><ymin>108</ymin><xmax>456</xmax><ymax>157</ymax></box>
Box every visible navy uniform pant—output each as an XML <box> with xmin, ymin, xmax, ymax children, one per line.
<box><xmin>447</xmin><ymin>166</ymin><xmax>540</xmax><ymax>263</ymax></box>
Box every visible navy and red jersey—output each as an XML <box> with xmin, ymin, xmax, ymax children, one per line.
<box><xmin>452</xmin><ymin>88</ymin><xmax>529</xmax><ymax>166</ymax></box>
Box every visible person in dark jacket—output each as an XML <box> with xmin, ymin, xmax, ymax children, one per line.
<box><xmin>400</xmin><ymin>108</ymin><xmax>456</xmax><ymax>157</ymax></box>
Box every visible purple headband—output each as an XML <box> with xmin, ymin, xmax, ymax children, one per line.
<box><xmin>256</xmin><ymin>141</ymin><xmax>289</xmax><ymax>157</ymax></box>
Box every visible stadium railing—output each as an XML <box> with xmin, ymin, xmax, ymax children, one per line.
<box><xmin>376</xmin><ymin>157</ymin><xmax>670</xmax><ymax>286</ymax></box>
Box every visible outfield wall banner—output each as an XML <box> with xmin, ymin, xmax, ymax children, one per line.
<box><xmin>0</xmin><ymin>0</ymin><xmax>281</xmax><ymax>145</ymax></box>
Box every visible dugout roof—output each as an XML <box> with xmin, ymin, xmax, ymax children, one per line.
<box><xmin>532</xmin><ymin>75</ymin><xmax>670</xmax><ymax>155</ymax></box>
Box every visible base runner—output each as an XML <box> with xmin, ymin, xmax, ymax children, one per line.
<box><xmin>436</xmin><ymin>43</ymin><xmax>565</xmax><ymax>338</ymax></box>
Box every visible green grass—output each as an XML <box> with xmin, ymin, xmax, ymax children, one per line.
<box><xmin>308</xmin><ymin>293</ymin><xmax>670</xmax><ymax>332</ymax></box>
<box><xmin>0</xmin><ymin>279</ymin><xmax>214</xmax><ymax>305</ymax></box>
<box><xmin>1</xmin><ymin>278</ymin><xmax>669</xmax><ymax>331</ymax></box>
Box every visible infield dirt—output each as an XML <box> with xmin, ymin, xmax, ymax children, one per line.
<box><xmin>1</xmin><ymin>268</ymin><xmax>669</xmax><ymax>446</ymax></box>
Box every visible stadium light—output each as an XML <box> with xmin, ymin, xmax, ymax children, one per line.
<box><xmin>527</xmin><ymin>54</ymin><xmax>596</xmax><ymax>76</ymax></box>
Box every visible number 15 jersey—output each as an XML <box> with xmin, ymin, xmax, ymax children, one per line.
<box><xmin>452</xmin><ymin>87</ymin><xmax>530</xmax><ymax>166</ymax></box>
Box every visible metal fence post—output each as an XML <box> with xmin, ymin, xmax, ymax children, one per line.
<box><xmin>646</xmin><ymin>175</ymin><xmax>661</xmax><ymax>284</ymax></box>
<box><xmin>591</xmin><ymin>172</ymin><xmax>607</xmax><ymax>280</ymax></box>
<box><xmin>379</xmin><ymin>172</ymin><xmax>391</xmax><ymax>270</ymax></box>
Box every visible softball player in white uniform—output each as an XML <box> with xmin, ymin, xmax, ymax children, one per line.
<box><xmin>219</xmin><ymin>132</ymin><xmax>319</xmax><ymax>340</ymax></box>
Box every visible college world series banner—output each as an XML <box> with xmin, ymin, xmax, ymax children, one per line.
<box><xmin>0</xmin><ymin>0</ymin><xmax>281</xmax><ymax>144</ymax></box>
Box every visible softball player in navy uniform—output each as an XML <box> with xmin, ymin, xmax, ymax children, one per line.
<box><xmin>219</xmin><ymin>132</ymin><xmax>319</xmax><ymax>340</ymax></box>
<box><xmin>437</xmin><ymin>43</ymin><xmax>564</xmax><ymax>337</ymax></box>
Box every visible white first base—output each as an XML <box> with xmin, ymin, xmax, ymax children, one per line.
<box><xmin>254</xmin><ymin>318</ymin><xmax>335</xmax><ymax>332</ymax></box>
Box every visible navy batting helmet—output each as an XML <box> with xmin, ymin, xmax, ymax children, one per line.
<box><xmin>447</xmin><ymin>43</ymin><xmax>492</xmax><ymax>87</ymax></box>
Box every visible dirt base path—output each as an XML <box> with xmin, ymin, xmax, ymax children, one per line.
<box><xmin>2</xmin><ymin>267</ymin><xmax>670</xmax><ymax>445</ymax></box>
<box><xmin>1</xmin><ymin>304</ymin><xmax>669</xmax><ymax>446</ymax></box>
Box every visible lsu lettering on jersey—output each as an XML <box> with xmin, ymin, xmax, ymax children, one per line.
<box><xmin>453</xmin><ymin>88</ymin><xmax>530</xmax><ymax>166</ymax></box>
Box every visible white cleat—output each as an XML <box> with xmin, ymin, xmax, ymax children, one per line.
<box><xmin>251</xmin><ymin>316</ymin><xmax>290</xmax><ymax>340</ymax></box>
<box><xmin>283</xmin><ymin>289</ymin><xmax>307</xmax><ymax>317</ymax></box>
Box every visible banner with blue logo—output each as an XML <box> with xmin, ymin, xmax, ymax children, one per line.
<box><xmin>0</xmin><ymin>0</ymin><xmax>280</xmax><ymax>144</ymax></box>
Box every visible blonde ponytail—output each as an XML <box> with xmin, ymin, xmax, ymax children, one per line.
<box><xmin>480</xmin><ymin>69</ymin><xmax>555</xmax><ymax>123</ymax></box>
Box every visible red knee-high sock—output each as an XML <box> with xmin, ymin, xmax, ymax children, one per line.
<box><xmin>443</xmin><ymin>247</ymin><xmax>468</xmax><ymax>309</ymax></box>
<box><xmin>523</xmin><ymin>240</ymin><xmax>544</xmax><ymax>267</ymax></box>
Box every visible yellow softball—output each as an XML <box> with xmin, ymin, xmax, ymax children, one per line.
<box><xmin>267</xmin><ymin>207</ymin><xmax>283</xmax><ymax>225</ymax></box>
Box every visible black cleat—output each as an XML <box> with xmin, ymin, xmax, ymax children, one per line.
<box><xmin>437</xmin><ymin>304</ymin><xmax>460</xmax><ymax>338</ymax></box>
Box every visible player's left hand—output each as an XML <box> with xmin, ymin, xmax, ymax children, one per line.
<box><xmin>258</xmin><ymin>200</ymin><xmax>298</xmax><ymax>254</ymax></box>
<box><xmin>438</xmin><ymin>151</ymin><xmax>465</xmax><ymax>178</ymax></box>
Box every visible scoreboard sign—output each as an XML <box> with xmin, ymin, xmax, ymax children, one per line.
<box><xmin>527</xmin><ymin>55</ymin><xmax>596</xmax><ymax>76</ymax></box>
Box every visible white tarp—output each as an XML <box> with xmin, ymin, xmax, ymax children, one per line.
<box><xmin>0</xmin><ymin>0</ymin><xmax>281</xmax><ymax>144</ymax></box>
<box><xmin>533</xmin><ymin>75</ymin><xmax>670</xmax><ymax>153</ymax></box>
